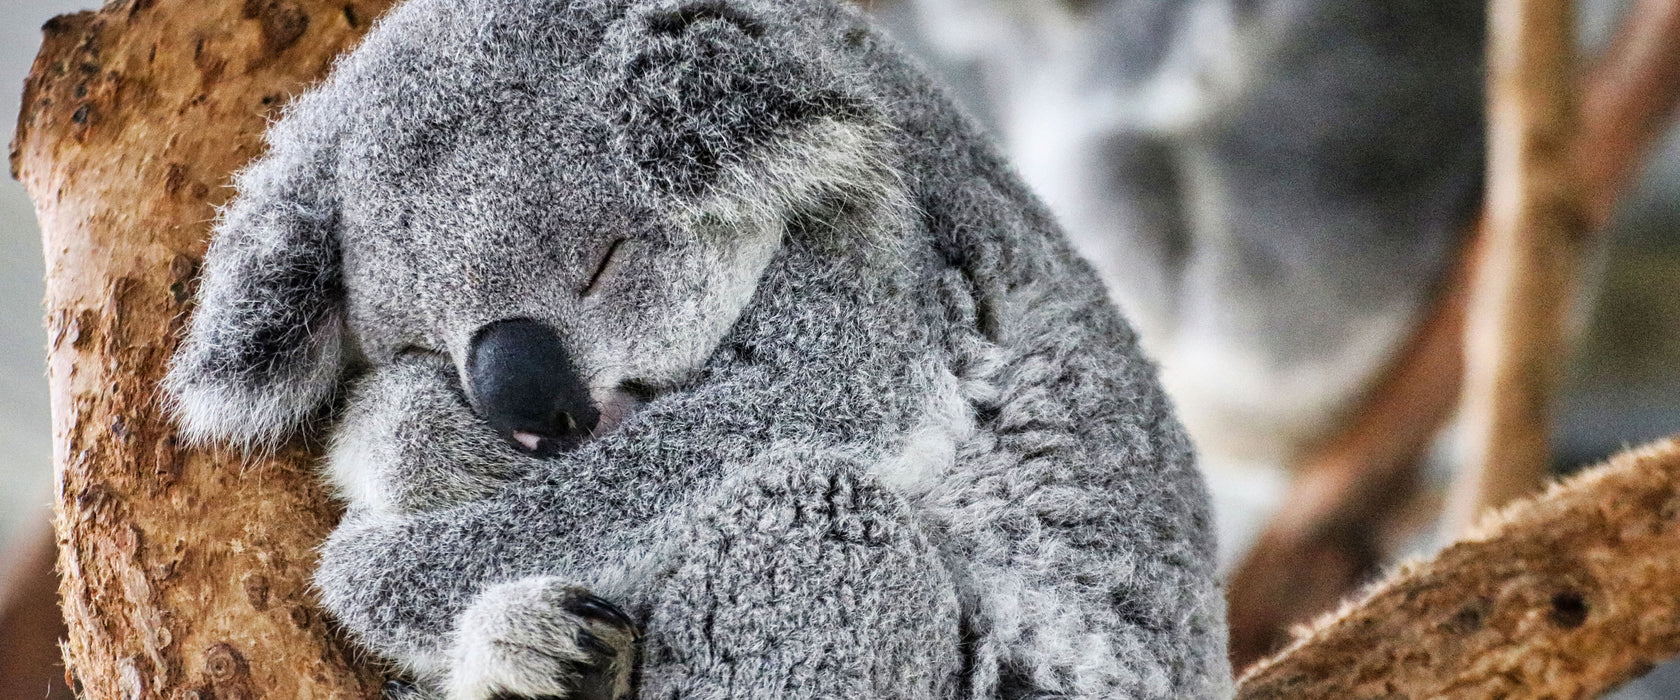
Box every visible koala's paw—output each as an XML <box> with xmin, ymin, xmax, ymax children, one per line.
<box><xmin>384</xmin><ymin>679</ymin><xmax>440</xmax><ymax>700</ymax></box>
<box><xmin>449</xmin><ymin>577</ymin><xmax>641</xmax><ymax>700</ymax></box>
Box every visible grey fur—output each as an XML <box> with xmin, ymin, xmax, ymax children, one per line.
<box><xmin>165</xmin><ymin>0</ymin><xmax>1230</xmax><ymax>697</ymax></box>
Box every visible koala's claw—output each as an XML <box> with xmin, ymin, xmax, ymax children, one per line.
<box><xmin>384</xmin><ymin>679</ymin><xmax>428</xmax><ymax>700</ymax></box>
<box><xmin>450</xmin><ymin>578</ymin><xmax>640</xmax><ymax>700</ymax></box>
<box><xmin>564</xmin><ymin>594</ymin><xmax>640</xmax><ymax>638</ymax></box>
<box><xmin>574</xmin><ymin>629</ymin><xmax>617</xmax><ymax>659</ymax></box>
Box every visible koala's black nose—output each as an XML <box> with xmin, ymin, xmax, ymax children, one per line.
<box><xmin>466</xmin><ymin>319</ymin><xmax>599</xmax><ymax>456</ymax></box>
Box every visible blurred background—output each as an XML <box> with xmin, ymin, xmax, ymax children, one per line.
<box><xmin>0</xmin><ymin>0</ymin><xmax>86</xmax><ymax>551</ymax></box>
<box><xmin>2</xmin><ymin>0</ymin><xmax>1679</xmax><ymax>696</ymax></box>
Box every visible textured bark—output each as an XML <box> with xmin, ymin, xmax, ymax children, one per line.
<box><xmin>12</xmin><ymin>1</ymin><xmax>395</xmax><ymax>697</ymax></box>
<box><xmin>1237</xmin><ymin>436</ymin><xmax>1680</xmax><ymax>699</ymax></box>
<box><xmin>1442</xmin><ymin>0</ymin><xmax>1587</xmax><ymax>536</ymax></box>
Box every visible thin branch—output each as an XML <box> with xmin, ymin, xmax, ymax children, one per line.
<box><xmin>1577</xmin><ymin>0</ymin><xmax>1680</xmax><ymax>229</ymax></box>
<box><xmin>1442</xmin><ymin>0</ymin><xmax>1587</xmax><ymax>536</ymax></box>
<box><xmin>1224</xmin><ymin>233</ymin><xmax>1478</xmax><ymax>668</ymax></box>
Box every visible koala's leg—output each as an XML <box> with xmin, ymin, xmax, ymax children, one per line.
<box><xmin>639</xmin><ymin>452</ymin><xmax>963</xmax><ymax>700</ymax></box>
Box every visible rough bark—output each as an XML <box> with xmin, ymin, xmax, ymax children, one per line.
<box><xmin>1237</xmin><ymin>436</ymin><xmax>1680</xmax><ymax>699</ymax></box>
<box><xmin>12</xmin><ymin>1</ymin><xmax>396</xmax><ymax>697</ymax></box>
<box><xmin>1442</xmin><ymin>0</ymin><xmax>1587</xmax><ymax>536</ymax></box>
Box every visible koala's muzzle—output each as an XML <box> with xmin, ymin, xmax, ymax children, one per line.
<box><xmin>467</xmin><ymin>319</ymin><xmax>599</xmax><ymax>456</ymax></box>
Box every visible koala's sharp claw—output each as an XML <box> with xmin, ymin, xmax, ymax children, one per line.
<box><xmin>566</xmin><ymin>594</ymin><xmax>638</xmax><ymax>634</ymax></box>
<box><xmin>452</xmin><ymin>581</ymin><xmax>638</xmax><ymax>700</ymax></box>
<box><xmin>383</xmin><ymin>679</ymin><xmax>423</xmax><ymax>700</ymax></box>
<box><xmin>576</xmin><ymin>628</ymin><xmax>617</xmax><ymax>658</ymax></box>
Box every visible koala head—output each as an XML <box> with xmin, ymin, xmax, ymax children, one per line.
<box><xmin>165</xmin><ymin>0</ymin><xmax>905</xmax><ymax>454</ymax></box>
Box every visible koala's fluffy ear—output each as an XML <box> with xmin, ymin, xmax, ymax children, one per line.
<box><xmin>608</xmin><ymin>0</ymin><xmax>904</xmax><ymax>227</ymax></box>
<box><xmin>164</xmin><ymin>96</ymin><xmax>347</xmax><ymax>449</ymax></box>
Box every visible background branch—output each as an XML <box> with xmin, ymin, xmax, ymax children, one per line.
<box><xmin>0</xmin><ymin>519</ymin><xmax>73</xmax><ymax>700</ymax></box>
<box><xmin>1442</xmin><ymin>0</ymin><xmax>1586</xmax><ymax>536</ymax></box>
<box><xmin>1227</xmin><ymin>0</ymin><xmax>1680</xmax><ymax>669</ymax></box>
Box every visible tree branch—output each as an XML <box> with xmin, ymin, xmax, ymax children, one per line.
<box><xmin>1237</xmin><ymin>435</ymin><xmax>1680</xmax><ymax>698</ymax></box>
<box><xmin>1224</xmin><ymin>232</ymin><xmax>1479</xmax><ymax>667</ymax></box>
<box><xmin>12</xmin><ymin>1</ymin><xmax>395</xmax><ymax>696</ymax></box>
<box><xmin>1442</xmin><ymin>0</ymin><xmax>1587</xmax><ymax>535</ymax></box>
<box><xmin>1577</xmin><ymin>0</ymin><xmax>1680</xmax><ymax>229</ymax></box>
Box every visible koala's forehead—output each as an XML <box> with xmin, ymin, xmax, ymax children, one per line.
<box><xmin>327</xmin><ymin>1</ymin><xmax>617</xmax><ymax>149</ymax></box>
<box><xmin>317</xmin><ymin>0</ymin><xmax>656</xmax><ymax>235</ymax></box>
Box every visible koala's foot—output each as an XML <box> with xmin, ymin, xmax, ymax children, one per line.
<box><xmin>641</xmin><ymin>453</ymin><xmax>963</xmax><ymax>699</ymax></box>
<box><xmin>384</xmin><ymin>679</ymin><xmax>445</xmax><ymax>700</ymax></box>
<box><xmin>449</xmin><ymin>577</ymin><xmax>641</xmax><ymax>700</ymax></box>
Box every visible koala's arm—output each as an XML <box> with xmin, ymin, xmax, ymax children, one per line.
<box><xmin>315</xmin><ymin>378</ymin><xmax>745</xmax><ymax>670</ymax></box>
<box><xmin>313</xmin><ymin>331</ymin><xmax>946</xmax><ymax>686</ymax></box>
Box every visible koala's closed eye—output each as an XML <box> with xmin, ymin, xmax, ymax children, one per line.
<box><xmin>580</xmin><ymin>238</ymin><xmax>634</xmax><ymax>298</ymax></box>
<box><xmin>394</xmin><ymin>345</ymin><xmax>445</xmax><ymax>360</ymax></box>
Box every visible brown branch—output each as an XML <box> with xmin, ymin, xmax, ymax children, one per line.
<box><xmin>11</xmin><ymin>1</ymin><xmax>396</xmax><ymax>696</ymax></box>
<box><xmin>1236</xmin><ymin>435</ymin><xmax>1680</xmax><ymax>698</ymax></box>
<box><xmin>1577</xmin><ymin>0</ymin><xmax>1680</xmax><ymax>230</ymax></box>
<box><xmin>1442</xmin><ymin>0</ymin><xmax>1587</xmax><ymax>536</ymax></box>
<box><xmin>1226</xmin><ymin>0</ymin><xmax>1680</xmax><ymax>671</ymax></box>
<box><xmin>1224</xmin><ymin>231</ymin><xmax>1479</xmax><ymax>668</ymax></box>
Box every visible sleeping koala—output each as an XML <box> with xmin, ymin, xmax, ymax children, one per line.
<box><xmin>165</xmin><ymin>0</ymin><xmax>1230</xmax><ymax>697</ymax></box>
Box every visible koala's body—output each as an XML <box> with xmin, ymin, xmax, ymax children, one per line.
<box><xmin>165</xmin><ymin>0</ymin><xmax>1230</xmax><ymax>698</ymax></box>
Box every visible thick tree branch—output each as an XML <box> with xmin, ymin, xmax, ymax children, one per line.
<box><xmin>1237</xmin><ymin>436</ymin><xmax>1680</xmax><ymax>698</ymax></box>
<box><xmin>12</xmin><ymin>0</ymin><xmax>395</xmax><ymax>696</ymax></box>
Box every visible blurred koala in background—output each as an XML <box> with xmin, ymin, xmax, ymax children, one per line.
<box><xmin>877</xmin><ymin>0</ymin><xmax>1486</xmax><ymax>558</ymax></box>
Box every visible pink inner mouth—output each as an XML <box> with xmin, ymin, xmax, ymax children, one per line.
<box><xmin>513</xmin><ymin>431</ymin><xmax>545</xmax><ymax>452</ymax></box>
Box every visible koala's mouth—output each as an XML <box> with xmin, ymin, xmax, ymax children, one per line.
<box><xmin>507</xmin><ymin>380</ymin><xmax>662</xmax><ymax>456</ymax></box>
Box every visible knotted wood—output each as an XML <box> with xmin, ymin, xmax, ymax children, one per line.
<box><xmin>12</xmin><ymin>0</ymin><xmax>395</xmax><ymax>696</ymax></box>
<box><xmin>1239</xmin><ymin>436</ymin><xmax>1680</xmax><ymax>698</ymax></box>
